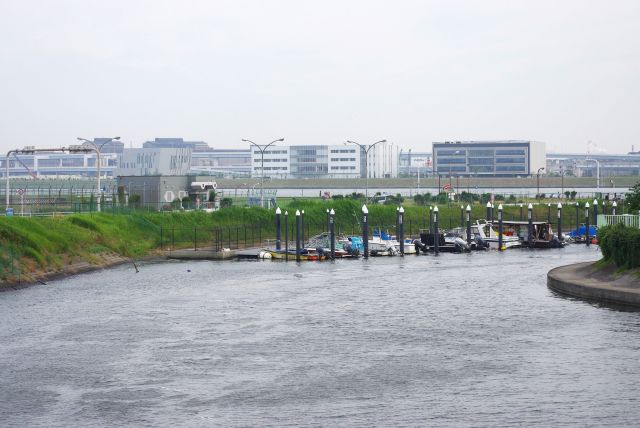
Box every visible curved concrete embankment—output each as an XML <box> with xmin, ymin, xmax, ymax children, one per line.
<box><xmin>548</xmin><ymin>262</ymin><xmax>640</xmax><ymax>307</ymax></box>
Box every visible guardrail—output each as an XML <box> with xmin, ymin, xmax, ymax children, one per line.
<box><xmin>597</xmin><ymin>214</ymin><xmax>640</xmax><ymax>229</ymax></box>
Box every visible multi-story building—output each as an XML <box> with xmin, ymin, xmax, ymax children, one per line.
<box><xmin>546</xmin><ymin>153</ymin><xmax>640</xmax><ymax>178</ymax></box>
<box><xmin>249</xmin><ymin>142</ymin><xmax>397</xmax><ymax>179</ymax></box>
<box><xmin>115</xmin><ymin>147</ymin><xmax>192</xmax><ymax>176</ymax></box>
<box><xmin>190</xmin><ymin>149</ymin><xmax>252</xmax><ymax>177</ymax></box>
<box><xmin>1</xmin><ymin>152</ymin><xmax>118</xmax><ymax>178</ymax></box>
<box><xmin>432</xmin><ymin>140</ymin><xmax>546</xmax><ymax>177</ymax></box>
<box><xmin>399</xmin><ymin>149</ymin><xmax>433</xmax><ymax>176</ymax></box>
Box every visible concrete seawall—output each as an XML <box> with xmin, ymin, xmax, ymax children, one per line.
<box><xmin>548</xmin><ymin>262</ymin><xmax>640</xmax><ymax>307</ymax></box>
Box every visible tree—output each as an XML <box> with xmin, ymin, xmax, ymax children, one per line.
<box><xmin>626</xmin><ymin>182</ymin><xmax>640</xmax><ymax>212</ymax></box>
<box><xmin>564</xmin><ymin>191</ymin><xmax>571</xmax><ymax>199</ymax></box>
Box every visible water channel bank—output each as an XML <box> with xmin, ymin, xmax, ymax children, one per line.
<box><xmin>548</xmin><ymin>262</ymin><xmax>640</xmax><ymax>307</ymax></box>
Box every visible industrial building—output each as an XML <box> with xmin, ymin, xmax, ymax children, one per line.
<box><xmin>432</xmin><ymin>140</ymin><xmax>546</xmax><ymax>177</ymax></box>
<box><xmin>115</xmin><ymin>147</ymin><xmax>192</xmax><ymax>177</ymax></box>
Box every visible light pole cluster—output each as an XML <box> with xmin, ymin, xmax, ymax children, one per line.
<box><xmin>242</xmin><ymin>138</ymin><xmax>284</xmax><ymax>208</ymax></box>
<box><xmin>346</xmin><ymin>139</ymin><xmax>387</xmax><ymax>200</ymax></box>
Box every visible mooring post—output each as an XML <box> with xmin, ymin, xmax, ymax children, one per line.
<box><xmin>593</xmin><ymin>199</ymin><xmax>598</xmax><ymax>225</ymax></box>
<box><xmin>519</xmin><ymin>203</ymin><xmax>523</xmax><ymax>221</ymax></box>
<box><xmin>275</xmin><ymin>207</ymin><xmax>282</xmax><ymax>250</ymax></box>
<box><xmin>557</xmin><ymin>203</ymin><xmax>563</xmax><ymax>241</ymax></box>
<box><xmin>612</xmin><ymin>201</ymin><xmax>617</xmax><ymax>216</ymax></box>
<box><xmin>301</xmin><ymin>210</ymin><xmax>305</xmax><ymax>249</ymax></box>
<box><xmin>362</xmin><ymin>204</ymin><xmax>369</xmax><ymax>259</ymax></box>
<box><xmin>547</xmin><ymin>203</ymin><xmax>551</xmax><ymax>225</ymax></box>
<box><xmin>329</xmin><ymin>208</ymin><xmax>335</xmax><ymax>260</ymax></box>
<box><xmin>295</xmin><ymin>210</ymin><xmax>301</xmax><ymax>262</ymax></box>
<box><xmin>429</xmin><ymin>206</ymin><xmax>433</xmax><ymax>234</ymax></box>
<box><xmin>498</xmin><ymin>204</ymin><xmax>504</xmax><ymax>251</ymax></box>
<box><xmin>466</xmin><ymin>204</ymin><xmax>472</xmax><ymax>244</ymax></box>
<box><xmin>486</xmin><ymin>201</ymin><xmax>491</xmax><ymax>222</ymax></box>
<box><xmin>326</xmin><ymin>208</ymin><xmax>330</xmax><ymax>233</ymax></box>
<box><xmin>285</xmin><ymin>211</ymin><xmax>289</xmax><ymax>260</ymax></box>
<box><xmin>433</xmin><ymin>206</ymin><xmax>439</xmax><ymax>255</ymax></box>
<box><xmin>528</xmin><ymin>203</ymin><xmax>533</xmax><ymax>248</ymax></box>
<box><xmin>396</xmin><ymin>207</ymin><xmax>400</xmax><ymax>241</ymax></box>
<box><xmin>399</xmin><ymin>206</ymin><xmax>405</xmax><ymax>255</ymax></box>
<box><xmin>491</xmin><ymin>202</ymin><xmax>495</xmax><ymax>224</ymax></box>
<box><xmin>585</xmin><ymin>202</ymin><xmax>590</xmax><ymax>247</ymax></box>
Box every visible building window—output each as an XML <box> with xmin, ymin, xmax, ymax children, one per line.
<box><xmin>495</xmin><ymin>157</ymin><xmax>526</xmax><ymax>164</ymax></box>
<box><xmin>438</xmin><ymin>158</ymin><xmax>466</xmax><ymax>164</ymax></box>
<box><xmin>496</xmin><ymin>149</ymin><xmax>526</xmax><ymax>156</ymax></box>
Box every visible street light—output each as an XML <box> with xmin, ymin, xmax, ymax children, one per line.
<box><xmin>536</xmin><ymin>167</ymin><xmax>545</xmax><ymax>199</ymax></box>
<box><xmin>346</xmin><ymin>139</ymin><xmax>387</xmax><ymax>200</ymax></box>
<box><xmin>77</xmin><ymin>137</ymin><xmax>120</xmax><ymax>212</ymax></box>
<box><xmin>242</xmin><ymin>138</ymin><xmax>284</xmax><ymax>208</ymax></box>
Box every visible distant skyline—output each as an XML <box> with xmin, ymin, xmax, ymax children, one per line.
<box><xmin>1</xmin><ymin>1</ymin><xmax>639</xmax><ymax>155</ymax></box>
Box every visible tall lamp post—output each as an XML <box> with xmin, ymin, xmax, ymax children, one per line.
<box><xmin>346</xmin><ymin>139</ymin><xmax>387</xmax><ymax>200</ymax></box>
<box><xmin>536</xmin><ymin>167</ymin><xmax>545</xmax><ymax>199</ymax></box>
<box><xmin>77</xmin><ymin>137</ymin><xmax>120</xmax><ymax>213</ymax></box>
<box><xmin>242</xmin><ymin>138</ymin><xmax>285</xmax><ymax>208</ymax></box>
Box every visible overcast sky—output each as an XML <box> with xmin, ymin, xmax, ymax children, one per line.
<box><xmin>1</xmin><ymin>0</ymin><xmax>638</xmax><ymax>154</ymax></box>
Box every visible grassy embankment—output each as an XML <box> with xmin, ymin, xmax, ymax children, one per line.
<box><xmin>0</xmin><ymin>199</ymin><xmax>588</xmax><ymax>283</ymax></box>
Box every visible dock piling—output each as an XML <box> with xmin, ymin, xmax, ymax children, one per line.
<box><xmin>585</xmin><ymin>202</ymin><xmax>590</xmax><ymax>247</ymax></box>
<box><xmin>434</xmin><ymin>206</ymin><xmax>439</xmax><ymax>255</ymax></box>
<box><xmin>295</xmin><ymin>210</ymin><xmax>301</xmax><ymax>262</ymax></box>
<box><xmin>528</xmin><ymin>203</ymin><xmax>533</xmax><ymax>248</ymax></box>
<box><xmin>399</xmin><ymin>206</ymin><xmax>405</xmax><ymax>255</ymax></box>
<box><xmin>498</xmin><ymin>204</ymin><xmax>503</xmax><ymax>251</ymax></box>
<box><xmin>466</xmin><ymin>205</ymin><xmax>471</xmax><ymax>245</ymax></box>
<box><xmin>285</xmin><ymin>211</ymin><xmax>289</xmax><ymax>260</ymax></box>
<box><xmin>275</xmin><ymin>207</ymin><xmax>282</xmax><ymax>250</ymax></box>
<box><xmin>362</xmin><ymin>205</ymin><xmax>369</xmax><ymax>259</ymax></box>
<box><xmin>557</xmin><ymin>203</ymin><xmax>563</xmax><ymax>240</ymax></box>
<box><xmin>329</xmin><ymin>209</ymin><xmax>335</xmax><ymax>260</ymax></box>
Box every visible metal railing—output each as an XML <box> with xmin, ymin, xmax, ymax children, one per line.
<box><xmin>597</xmin><ymin>214</ymin><xmax>640</xmax><ymax>229</ymax></box>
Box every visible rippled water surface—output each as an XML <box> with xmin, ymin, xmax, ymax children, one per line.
<box><xmin>1</xmin><ymin>245</ymin><xmax>639</xmax><ymax>427</ymax></box>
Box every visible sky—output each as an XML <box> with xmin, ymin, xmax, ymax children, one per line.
<box><xmin>1</xmin><ymin>0</ymin><xmax>639</xmax><ymax>154</ymax></box>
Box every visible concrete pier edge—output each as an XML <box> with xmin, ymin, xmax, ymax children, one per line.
<box><xmin>548</xmin><ymin>262</ymin><xmax>640</xmax><ymax>307</ymax></box>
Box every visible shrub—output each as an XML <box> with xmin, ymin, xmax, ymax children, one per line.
<box><xmin>599</xmin><ymin>224</ymin><xmax>640</xmax><ymax>269</ymax></box>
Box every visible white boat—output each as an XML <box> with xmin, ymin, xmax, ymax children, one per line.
<box><xmin>471</xmin><ymin>220</ymin><xmax>522</xmax><ymax>250</ymax></box>
<box><xmin>369</xmin><ymin>232</ymin><xmax>417</xmax><ymax>255</ymax></box>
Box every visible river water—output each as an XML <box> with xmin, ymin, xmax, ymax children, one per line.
<box><xmin>2</xmin><ymin>246</ymin><xmax>639</xmax><ymax>427</ymax></box>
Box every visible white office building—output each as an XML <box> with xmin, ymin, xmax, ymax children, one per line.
<box><xmin>432</xmin><ymin>140</ymin><xmax>546</xmax><ymax>177</ymax></box>
<box><xmin>249</xmin><ymin>142</ymin><xmax>398</xmax><ymax>179</ymax></box>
